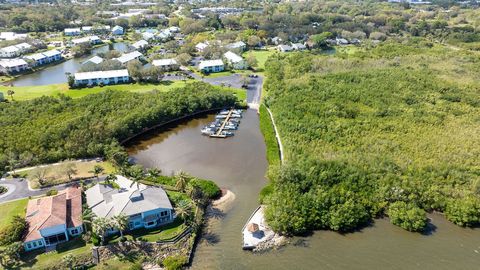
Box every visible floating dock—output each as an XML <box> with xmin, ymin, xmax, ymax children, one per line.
<box><xmin>210</xmin><ymin>110</ymin><xmax>234</xmax><ymax>138</ymax></box>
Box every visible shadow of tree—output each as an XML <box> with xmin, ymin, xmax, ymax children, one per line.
<box><xmin>201</xmin><ymin>231</ymin><xmax>220</xmax><ymax>245</ymax></box>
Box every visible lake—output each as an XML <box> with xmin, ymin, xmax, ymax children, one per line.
<box><xmin>10</xmin><ymin>42</ymin><xmax>129</xmax><ymax>86</ymax></box>
<box><xmin>126</xmin><ymin>108</ymin><xmax>480</xmax><ymax>270</ymax></box>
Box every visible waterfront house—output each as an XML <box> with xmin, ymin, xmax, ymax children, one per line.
<box><xmin>73</xmin><ymin>69</ymin><xmax>130</xmax><ymax>86</ymax></box>
<box><xmin>132</xmin><ymin>40</ymin><xmax>149</xmax><ymax>50</ymax></box>
<box><xmin>115</xmin><ymin>51</ymin><xmax>143</xmax><ymax>65</ymax></box>
<box><xmin>0</xmin><ymin>58</ymin><xmax>29</xmax><ymax>74</ymax></box>
<box><xmin>199</xmin><ymin>59</ymin><xmax>224</xmax><ymax>73</ymax></box>
<box><xmin>277</xmin><ymin>44</ymin><xmax>293</xmax><ymax>52</ymax></box>
<box><xmin>23</xmin><ymin>187</ymin><xmax>83</xmax><ymax>252</ymax></box>
<box><xmin>292</xmin><ymin>43</ymin><xmax>307</xmax><ymax>51</ymax></box>
<box><xmin>83</xmin><ymin>55</ymin><xmax>104</xmax><ymax>65</ymax></box>
<box><xmin>226</xmin><ymin>41</ymin><xmax>247</xmax><ymax>51</ymax></box>
<box><xmin>85</xmin><ymin>176</ymin><xmax>174</xmax><ymax>233</ymax></box>
<box><xmin>25</xmin><ymin>49</ymin><xmax>62</xmax><ymax>67</ymax></box>
<box><xmin>152</xmin><ymin>58</ymin><xmax>179</xmax><ymax>71</ymax></box>
<box><xmin>14</xmin><ymin>42</ymin><xmax>33</xmax><ymax>52</ymax></box>
<box><xmin>72</xmin><ymin>35</ymin><xmax>102</xmax><ymax>46</ymax></box>
<box><xmin>112</xmin><ymin>25</ymin><xmax>124</xmax><ymax>35</ymax></box>
<box><xmin>64</xmin><ymin>28</ymin><xmax>82</xmax><ymax>36</ymax></box>
<box><xmin>223</xmin><ymin>51</ymin><xmax>248</xmax><ymax>70</ymax></box>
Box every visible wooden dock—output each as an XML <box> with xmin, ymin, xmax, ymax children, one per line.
<box><xmin>210</xmin><ymin>110</ymin><xmax>233</xmax><ymax>138</ymax></box>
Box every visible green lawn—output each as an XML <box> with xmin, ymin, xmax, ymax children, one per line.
<box><xmin>0</xmin><ymin>80</ymin><xmax>189</xmax><ymax>101</ymax></box>
<box><xmin>93</xmin><ymin>258</ymin><xmax>138</xmax><ymax>270</ymax></box>
<box><xmin>0</xmin><ymin>198</ymin><xmax>28</xmax><ymax>231</ymax></box>
<box><xmin>243</xmin><ymin>49</ymin><xmax>276</xmax><ymax>71</ymax></box>
<box><xmin>108</xmin><ymin>218</ymin><xmax>186</xmax><ymax>244</ymax></box>
<box><xmin>20</xmin><ymin>238</ymin><xmax>92</xmax><ymax>269</ymax></box>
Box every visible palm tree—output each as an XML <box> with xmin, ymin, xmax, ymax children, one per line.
<box><xmin>7</xmin><ymin>89</ymin><xmax>15</xmax><ymax>101</ymax></box>
<box><xmin>82</xmin><ymin>207</ymin><xmax>95</xmax><ymax>232</ymax></box>
<box><xmin>128</xmin><ymin>165</ymin><xmax>144</xmax><ymax>189</ymax></box>
<box><xmin>113</xmin><ymin>214</ymin><xmax>129</xmax><ymax>238</ymax></box>
<box><xmin>175</xmin><ymin>170</ymin><xmax>190</xmax><ymax>192</ymax></box>
<box><xmin>175</xmin><ymin>200</ymin><xmax>192</xmax><ymax>224</ymax></box>
<box><xmin>104</xmin><ymin>174</ymin><xmax>117</xmax><ymax>185</ymax></box>
<box><xmin>92</xmin><ymin>217</ymin><xmax>111</xmax><ymax>245</ymax></box>
<box><xmin>90</xmin><ymin>165</ymin><xmax>104</xmax><ymax>179</ymax></box>
<box><xmin>188</xmin><ymin>183</ymin><xmax>204</xmax><ymax>205</ymax></box>
<box><xmin>147</xmin><ymin>168</ymin><xmax>161</xmax><ymax>178</ymax></box>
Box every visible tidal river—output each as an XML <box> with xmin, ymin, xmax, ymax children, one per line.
<box><xmin>126</xmin><ymin>109</ymin><xmax>480</xmax><ymax>270</ymax></box>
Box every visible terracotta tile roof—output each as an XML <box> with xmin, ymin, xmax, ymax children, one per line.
<box><xmin>24</xmin><ymin>187</ymin><xmax>83</xmax><ymax>242</ymax></box>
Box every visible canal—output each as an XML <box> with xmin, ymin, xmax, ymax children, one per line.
<box><xmin>10</xmin><ymin>42</ymin><xmax>129</xmax><ymax>86</ymax></box>
<box><xmin>126</xmin><ymin>110</ymin><xmax>480</xmax><ymax>270</ymax></box>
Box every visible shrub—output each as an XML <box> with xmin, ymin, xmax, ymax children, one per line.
<box><xmin>387</xmin><ymin>201</ymin><xmax>427</xmax><ymax>232</ymax></box>
<box><xmin>129</xmin><ymin>263</ymin><xmax>143</xmax><ymax>270</ymax></box>
<box><xmin>163</xmin><ymin>255</ymin><xmax>188</xmax><ymax>270</ymax></box>
<box><xmin>259</xmin><ymin>183</ymin><xmax>273</xmax><ymax>204</ymax></box>
<box><xmin>0</xmin><ymin>185</ymin><xmax>7</xmax><ymax>195</ymax></box>
<box><xmin>189</xmin><ymin>179</ymin><xmax>221</xmax><ymax>199</ymax></box>
<box><xmin>46</xmin><ymin>189</ymin><xmax>58</xmax><ymax>196</ymax></box>
<box><xmin>91</xmin><ymin>234</ymin><xmax>100</xmax><ymax>246</ymax></box>
<box><xmin>0</xmin><ymin>216</ymin><xmax>27</xmax><ymax>246</ymax></box>
<box><xmin>445</xmin><ymin>196</ymin><xmax>480</xmax><ymax>227</ymax></box>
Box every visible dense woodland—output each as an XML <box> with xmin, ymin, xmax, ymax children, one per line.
<box><xmin>262</xmin><ymin>41</ymin><xmax>480</xmax><ymax>234</ymax></box>
<box><xmin>0</xmin><ymin>82</ymin><xmax>237</xmax><ymax>173</ymax></box>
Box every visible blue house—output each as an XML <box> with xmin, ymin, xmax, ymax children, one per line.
<box><xmin>85</xmin><ymin>176</ymin><xmax>174</xmax><ymax>233</ymax></box>
<box><xmin>26</xmin><ymin>49</ymin><xmax>62</xmax><ymax>67</ymax></box>
<box><xmin>24</xmin><ymin>187</ymin><xmax>83</xmax><ymax>251</ymax></box>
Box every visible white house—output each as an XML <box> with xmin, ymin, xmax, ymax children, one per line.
<box><xmin>83</xmin><ymin>56</ymin><xmax>104</xmax><ymax>65</ymax></box>
<box><xmin>81</xmin><ymin>26</ymin><xmax>93</xmax><ymax>33</ymax></box>
<box><xmin>64</xmin><ymin>28</ymin><xmax>82</xmax><ymax>36</ymax></box>
<box><xmin>195</xmin><ymin>42</ymin><xmax>208</xmax><ymax>52</ymax></box>
<box><xmin>115</xmin><ymin>51</ymin><xmax>143</xmax><ymax>65</ymax></box>
<box><xmin>223</xmin><ymin>51</ymin><xmax>248</xmax><ymax>70</ymax></box>
<box><xmin>132</xmin><ymin>40</ymin><xmax>149</xmax><ymax>50</ymax></box>
<box><xmin>25</xmin><ymin>49</ymin><xmax>62</xmax><ymax>66</ymax></box>
<box><xmin>0</xmin><ymin>43</ymin><xmax>32</xmax><ymax>58</ymax></box>
<box><xmin>112</xmin><ymin>25</ymin><xmax>124</xmax><ymax>35</ymax></box>
<box><xmin>0</xmin><ymin>59</ymin><xmax>29</xmax><ymax>74</ymax></box>
<box><xmin>277</xmin><ymin>44</ymin><xmax>293</xmax><ymax>52</ymax></box>
<box><xmin>292</xmin><ymin>43</ymin><xmax>307</xmax><ymax>50</ymax></box>
<box><xmin>23</xmin><ymin>187</ymin><xmax>83</xmax><ymax>252</ymax></box>
<box><xmin>199</xmin><ymin>59</ymin><xmax>224</xmax><ymax>73</ymax></box>
<box><xmin>0</xmin><ymin>32</ymin><xmax>28</xmax><ymax>41</ymax></box>
<box><xmin>336</xmin><ymin>37</ymin><xmax>349</xmax><ymax>45</ymax></box>
<box><xmin>71</xmin><ymin>36</ymin><xmax>102</xmax><ymax>46</ymax></box>
<box><xmin>152</xmin><ymin>58</ymin><xmax>179</xmax><ymax>71</ymax></box>
<box><xmin>85</xmin><ymin>176</ymin><xmax>174</xmax><ymax>232</ymax></box>
<box><xmin>142</xmin><ymin>32</ymin><xmax>156</xmax><ymax>41</ymax></box>
<box><xmin>226</xmin><ymin>41</ymin><xmax>247</xmax><ymax>51</ymax></box>
<box><xmin>74</xmin><ymin>69</ymin><xmax>130</xmax><ymax>86</ymax></box>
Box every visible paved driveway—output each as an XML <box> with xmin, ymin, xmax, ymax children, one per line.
<box><xmin>0</xmin><ymin>176</ymin><xmax>105</xmax><ymax>203</ymax></box>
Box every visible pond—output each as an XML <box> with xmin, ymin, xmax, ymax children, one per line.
<box><xmin>10</xmin><ymin>42</ymin><xmax>129</xmax><ymax>86</ymax></box>
<box><xmin>126</xmin><ymin>111</ymin><xmax>480</xmax><ymax>270</ymax></box>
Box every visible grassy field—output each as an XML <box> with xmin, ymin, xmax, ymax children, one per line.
<box><xmin>259</xmin><ymin>104</ymin><xmax>281</xmax><ymax>166</ymax></box>
<box><xmin>243</xmin><ymin>49</ymin><xmax>276</xmax><ymax>71</ymax></box>
<box><xmin>19</xmin><ymin>160</ymin><xmax>115</xmax><ymax>189</ymax></box>
<box><xmin>93</xmin><ymin>258</ymin><xmax>138</xmax><ymax>270</ymax></box>
<box><xmin>0</xmin><ymin>198</ymin><xmax>28</xmax><ymax>231</ymax></box>
<box><xmin>0</xmin><ymin>80</ymin><xmax>189</xmax><ymax>101</ymax></box>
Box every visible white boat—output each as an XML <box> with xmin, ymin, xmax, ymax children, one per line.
<box><xmin>219</xmin><ymin>110</ymin><xmax>230</xmax><ymax>115</ymax></box>
<box><xmin>230</xmin><ymin>114</ymin><xmax>242</xmax><ymax>118</ymax></box>
<box><xmin>201</xmin><ymin>127</ymin><xmax>216</xmax><ymax>135</ymax></box>
<box><xmin>215</xmin><ymin>115</ymin><xmax>227</xmax><ymax>119</ymax></box>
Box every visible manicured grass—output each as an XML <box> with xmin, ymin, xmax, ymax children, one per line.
<box><xmin>0</xmin><ymin>80</ymin><xmax>189</xmax><ymax>101</ymax></box>
<box><xmin>0</xmin><ymin>198</ymin><xmax>28</xmax><ymax>231</ymax></box>
<box><xmin>93</xmin><ymin>258</ymin><xmax>138</xmax><ymax>270</ymax></box>
<box><xmin>21</xmin><ymin>160</ymin><xmax>115</xmax><ymax>189</ymax></box>
<box><xmin>259</xmin><ymin>104</ymin><xmax>281</xmax><ymax>166</ymax></box>
<box><xmin>243</xmin><ymin>49</ymin><xmax>276</xmax><ymax>71</ymax></box>
<box><xmin>20</xmin><ymin>238</ymin><xmax>92</xmax><ymax>269</ymax></box>
<box><xmin>108</xmin><ymin>218</ymin><xmax>186</xmax><ymax>244</ymax></box>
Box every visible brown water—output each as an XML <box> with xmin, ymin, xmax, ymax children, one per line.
<box><xmin>127</xmin><ymin>109</ymin><xmax>480</xmax><ymax>270</ymax></box>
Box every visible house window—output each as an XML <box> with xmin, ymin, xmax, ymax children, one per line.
<box><xmin>38</xmin><ymin>240</ymin><xmax>43</xmax><ymax>246</ymax></box>
<box><xmin>71</xmin><ymin>228</ymin><xmax>78</xmax><ymax>235</ymax></box>
<box><xmin>33</xmin><ymin>242</ymin><xmax>37</xmax><ymax>247</ymax></box>
<box><xmin>27</xmin><ymin>243</ymin><xmax>32</xmax><ymax>249</ymax></box>
<box><xmin>160</xmin><ymin>211</ymin><xmax>168</xmax><ymax>217</ymax></box>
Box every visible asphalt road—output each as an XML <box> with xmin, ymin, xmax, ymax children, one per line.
<box><xmin>0</xmin><ymin>176</ymin><xmax>105</xmax><ymax>203</ymax></box>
